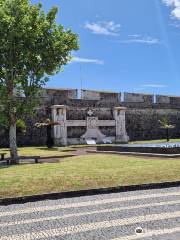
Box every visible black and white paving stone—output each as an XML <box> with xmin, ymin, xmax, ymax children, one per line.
<box><xmin>0</xmin><ymin>186</ymin><xmax>180</xmax><ymax>239</ymax></box>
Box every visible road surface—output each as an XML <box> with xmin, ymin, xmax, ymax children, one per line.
<box><xmin>0</xmin><ymin>186</ymin><xmax>180</xmax><ymax>239</ymax></box>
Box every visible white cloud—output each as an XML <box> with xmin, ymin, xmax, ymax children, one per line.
<box><xmin>129</xmin><ymin>34</ymin><xmax>142</xmax><ymax>38</ymax></box>
<box><xmin>119</xmin><ymin>35</ymin><xmax>161</xmax><ymax>45</ymax></box>
<box><xmin>84</xmin><ymin>21</ymin><xmax>121</xmax><ymax>36</ymax></box>
<box><xmin>72</xmin><ymin>57</ymin><xmax>104</xmax><ymax>65</ymax></box>
<box><xmin>162</xmin><ymin>0</ymin><xmax>180</xmax><ymax>19</ymax></box>
<box><xmin>141</xmin><ymin>84</ymin><xmax>166</xmax><ymax>88</ymax></box>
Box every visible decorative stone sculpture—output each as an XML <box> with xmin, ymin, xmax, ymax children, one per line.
<box><xmin>81</xmin><ymin>116</ymin><xmax>105</xmax><ymax>142</ymax></box>
<box><xmin>87</xmin><ymin>109</ymin><xmax>94</xmax><ymax>117</ymax></box>
<box><xmin>51</xmin><ymin>105</ymin><xmax>129</xmax><ymax>145</ymax></box>
<box><xmin>51</xmin><ymin>105</ymin><xmax>67</xmax><ymax>146</ymax></box>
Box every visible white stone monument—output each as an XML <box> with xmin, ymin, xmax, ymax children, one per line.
<box><xmin>81</xmin><ymin>110</ymin><xmax>105</xmax><ymax>142</ymax></box>
<box><xmin>51</xmin><ymin>105</ymin><xmax>67</xmax><ymax>146</ymax></box>
<box><xmin>51</xmin><ymin>106</ymin><xmax>129</xmax><ymax>146</ymax></box>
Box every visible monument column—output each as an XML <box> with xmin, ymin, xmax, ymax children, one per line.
<box><xmin>51</xmin><ymin>105</ymin><xmax>67</xmax><ymax>146</ymax></box>
<box><xmin>114</xmin><ymin>107</ymin><xmax>129</xmax><ymax>143</ymax></box>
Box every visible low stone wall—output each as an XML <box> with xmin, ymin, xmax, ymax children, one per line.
<box><xmin>97</xmin><ymin>145</ymin><xmax>180</xmax><ymax>154</ymax></box>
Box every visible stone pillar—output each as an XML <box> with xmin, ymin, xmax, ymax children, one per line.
<box><xmin>51</xmin><ymin>105</ymin><xmax>67</xmax><ymax>146</ymax></box>
<box><xmin>114</xmin><ymin>107</ymin><xmax>129</xmax><ymax>143</ymax></box>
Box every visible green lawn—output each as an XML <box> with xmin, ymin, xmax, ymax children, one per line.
<box><xmin>0</xmin><ymin>154</ymin><xmax>180</xmax><ymax>199</ymax></box>
<box><xmin>1</xmin><ymin>146</ymin><xmax>74</xmax><ymax>158</ymax></box>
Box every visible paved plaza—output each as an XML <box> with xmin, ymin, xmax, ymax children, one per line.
<box><xmin>0</xmin><ymin>186</ymin><xmax>180</xmax><ymax>239</ymax></box>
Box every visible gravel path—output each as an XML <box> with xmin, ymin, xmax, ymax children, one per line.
<box><xmin>0</xmin><ymin>187</ymin><xmax>180</xmax><ymax>239</ymax></box>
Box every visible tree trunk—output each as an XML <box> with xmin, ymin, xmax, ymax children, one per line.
<box><xmin>166</xmin><ymin>128</ymin><xmax>170</xmax><ymax>142</ymax></box>
<box><xmin>9</xmin><ymin>123</ymin><xmax>19</xmax><ymax>164</ymax></box>
<box><xmin>46</xmin><ymin>125</ymin><xmax>54</xmax><ymax>148</ymax></box>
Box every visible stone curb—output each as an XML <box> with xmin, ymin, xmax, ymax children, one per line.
<box><xmin>0</xmin><ymin>181</ymin><xmax>180</xmax><ymax>206</ymax></box>
<box><xmin>87</xmin><ymin>150</ymin><xmax>180</xmax><ymax>158</ymax></box>
<box><xmin>39</xmin><ymin>155</ymin><xmax>77</xmax><ymax>159</ymax></box>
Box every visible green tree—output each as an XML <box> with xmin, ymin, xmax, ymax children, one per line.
<box><xmin>35</xmin><ymin>119</ymin><xmax>60</xmax><ymax>149</ymax></box>
<box><xmin>0</xmin><ymin>0</ymin><xmax>79</xmax><ymax>164</ymax></box>
<box><xmin>159</xmin><ymin>117</ymin><xmax>175</xmax><ymax>142</ymax></box>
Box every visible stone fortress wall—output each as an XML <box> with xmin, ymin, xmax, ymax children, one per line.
<box><xmin>1</xmin><ymin>88</ymin><xmax>180</xmax><ymax>146</ymax></box>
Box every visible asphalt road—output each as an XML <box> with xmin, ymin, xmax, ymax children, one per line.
<box><xmin>0</xmin><ymin>186</ymin><xmax>180</xmax><ymax>240</ymax></box>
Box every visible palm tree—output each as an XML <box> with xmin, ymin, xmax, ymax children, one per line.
<box><xmin>159</xmin><ymin>117</ymin><xmax>175</xmax><ymax>142</ymax></box>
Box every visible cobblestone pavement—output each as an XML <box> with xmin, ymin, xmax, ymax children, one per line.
<box><xmin>0</xmin><ymin>186</ymin><xmax>180</xmax><ymax>239</ymax></box>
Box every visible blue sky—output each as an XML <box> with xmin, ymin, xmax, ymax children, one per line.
<box><xmin>31</xmin><ymin>0</ymin><xmax>180</xmax><ymax>96</ymax></box>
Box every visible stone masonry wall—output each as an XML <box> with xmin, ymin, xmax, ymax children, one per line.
<box><xmin>0</xmin><ymin>107</ymin><xmax>48</xmax><ymax>147</ymax></box>
<box><xmin>1</xmin><ymin>89</ymin><xmax>180</xmax><ymax>147</ymax></box>
<box><xmin>81</xmin><ymin>89</ymin><xmax>120</xmax><ymax>103</ymax></box>
<box><xmin>126</xmin><ymin>108</ymin><xmax>180</xmax><ymax>141</ymax></box>
<box><xmin>124</xmin><ymin>92</ymin><xmax>153</xmax><ymax>105</ymax></box>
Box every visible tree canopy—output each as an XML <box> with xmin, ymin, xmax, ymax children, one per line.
<box><xmin>0</xmin><ymin>0</ymin><xmax>79</xmax><ymax>126</ymax></box>
<box><xmin>0</xmin><ymin>0</ymin><xmax>79</xmax><ymax>162</ymax></box>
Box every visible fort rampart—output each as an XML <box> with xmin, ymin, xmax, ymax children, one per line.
<box><xmin>1</xmin><ymin>88</ymin><xmax>180</xmax><ymax>146</ymax></box>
